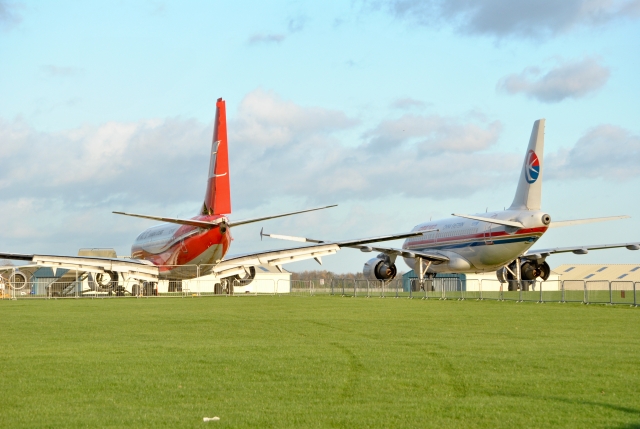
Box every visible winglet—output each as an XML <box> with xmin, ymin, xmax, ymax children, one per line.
<box><xmin>203</xmin><ymin>98</ymin><xmax>231</xmax><ymax>215</ymax></box>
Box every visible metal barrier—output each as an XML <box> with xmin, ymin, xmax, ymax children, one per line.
<box><xmin>611</xmin><ymin>281</ymin><xmax>635</xmax><ymax>305</ymax></box>
<box><xmin>1</xmin><ymin>267</ymin><xmax>638</xmax><ymax>307</ymax></box>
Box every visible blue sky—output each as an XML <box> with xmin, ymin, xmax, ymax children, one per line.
<box><xmin>1</xmin><ymin>0</ymin><xmax>640</xmax><ymax>273</ymax></box>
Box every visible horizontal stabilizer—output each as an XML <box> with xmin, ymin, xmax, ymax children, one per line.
<box><xmin>113</xmin><ymin>211</ymin><xmax>224</xmax><ymax>229</ymax></box>
<box><xmin>548</xmin><ymin>215</ymin><xmax>630</xmax><ymax>228</ymax></box>
<box><xmin>228</xmin><ymin>205</ymin><xmax>337</xmax><ymax>227</ymax></box>
<box><xmin>451</xmin><ymin>213</ymin><xmax>524</xmax><ymax>228</ymax></box>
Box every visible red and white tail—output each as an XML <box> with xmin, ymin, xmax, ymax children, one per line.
<box><xmin>202</xmin><ymin>98</ymin><xmax>232</xmax><ymax>215</ymax></box>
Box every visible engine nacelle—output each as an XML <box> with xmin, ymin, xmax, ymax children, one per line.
<box><xmin>363</xmin><ymin>256</ymin><xmax>397</xmax><ymax>282</ymax></box>
<box><xmin>8</xmin><ymin>270</ymin><xmax>29</xmax><ymax>290</ymax></box>
<box><xmin>497</xmin><ymin>260</ymin><xmax>551</xmax><ymax>283</ymax></box>
<box><xmin>95</xmin><ymin>270</ymin><xmax>119</xmax><ymax>288</ymax></box>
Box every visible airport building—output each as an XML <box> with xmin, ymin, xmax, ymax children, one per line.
<box><xmin>554</xmin><ymin>264</ymin><xmax>640</xmax><ymax>282</ymax></box>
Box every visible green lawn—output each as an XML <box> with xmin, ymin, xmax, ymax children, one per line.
<box><xmin>1</xmin><ymin>297</ymin><xmax>639</xmax><ymax>428</ymax></box>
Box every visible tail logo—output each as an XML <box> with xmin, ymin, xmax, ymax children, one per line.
<box><xmin>525</xmin><ymin>150</ymin><xmax>540</xmax><ymax>184</ymax></box>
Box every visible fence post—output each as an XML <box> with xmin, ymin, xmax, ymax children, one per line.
<box><xmin>196</xmin><ymin>265</ymin><xmax>200</xmax><ymax>296</ymax></box>
<box><xmin>634</xmin><ymin>282</ymin><xmax>637</xmax><ymax>307</ymax></box>
<box><xmin>538</xmin><ymin>280</ymin><xmax>542</xmax><ymax>303</ymax></box>
<box><xmin>499</xmin><ymin>283</ymin><xmax>503</xmax><ymax>301</ymax></box>
<box><xmin>366</xmin><ymin>280</ymin><xmax>369</xmax><ymax>298</ymax></box>
<box><xmin>395</xmin><ymin>279</ymin><xmax>399</xmax><ymax>298</ymax></box>
<box><xmin>518</xmin><ymin>282</ymin><xmax>522</xmax><ymax>302</ymax></box>
<box><xmin>609</xmin><ymin>281</ymin><xmax>613</xmax><ymax>305</ymax></box>
<box><xmin>479</xmin><ymin>280</ymin><xmax>483</xmax><ymax>300</ymax></box>
<box><xmin>561</xmin><ymin>280</ymin><xmax>565</xmax><ymax>303</ymax></box>
<box><xmin>584</xmin><ymin>281</ymin><xmax>588</xmax><ymax>304</ymax></box>
<box><xmin>409</xmin><ymin>279</ymin><xmax>413</xmax><ymax>299</ymax></box>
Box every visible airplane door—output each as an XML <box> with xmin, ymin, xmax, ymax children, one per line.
<box><xmin>483</xmin><ymin>215</ymin><xmax>498</xmax><ymax>245</ymax></box>
<box><xmin>483</xmin><ymin>223</ymin><xmax>493</xmax><ymax>245</ymax></box>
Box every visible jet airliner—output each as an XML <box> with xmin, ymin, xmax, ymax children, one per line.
<box><xmin>263</xmin><ymin>119</ymin><xmax>640</xmax><ymax>289</ymax></box>
<box><xmin>0</xmin><ymin>98</ymin><xmax>427</xmax><ymax>292</ymax></box>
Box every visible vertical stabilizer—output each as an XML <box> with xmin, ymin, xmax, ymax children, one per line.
<box><xmin>509</xmin><ymin>119</ymin><xmax>545</xmax><ymax>211</ymax></box>
<box><xmin>202</xmin><ymin>98</ymin><xmax>232</xmax><ymax>215</ymax></box>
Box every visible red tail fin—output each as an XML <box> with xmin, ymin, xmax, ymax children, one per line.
<box><xmin>202</xmin><ymin>98</ymin><xmax>232</xmax><ymax>215</ymax></box>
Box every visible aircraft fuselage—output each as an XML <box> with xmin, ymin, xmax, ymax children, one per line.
<box><xmin>402</xmin><ymin>209</ymin><xmax>549</xmax><ymax>274</ymax></box>
<box><xmin>131</xmin><ymin>215</ymin><xmax>232</xmax><ymax>278</ymax></box>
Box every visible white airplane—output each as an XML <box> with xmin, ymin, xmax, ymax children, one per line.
<box><xmin>262</xmin><ymin>119</ymin><xmax>640</xmax><ymax>289</ymax></box>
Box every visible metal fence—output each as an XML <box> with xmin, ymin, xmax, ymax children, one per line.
<box><xmin>0</xmin><ymin>267</ymin><xmax>638</xmax><ymax>306</ymax></box>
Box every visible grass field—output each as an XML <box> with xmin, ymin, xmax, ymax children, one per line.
<box><xmin>1</xmin><ymin>297</ymin><xmax>639</xmax><ymax>428</ymax></box>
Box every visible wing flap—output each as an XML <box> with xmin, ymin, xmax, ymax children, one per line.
<box><xmin>0</xmin><ymin>253</ymin><xmax>159</xmax><ymax>282</ymax></box>
<box><xmin>358</xmin><ymin>245</ymin><xmax>449</xmax><ymax>263</ymax></box>
<box><xmin>212</xmin><ymin>244</ymin><xmax>340</xmax><ymax>277</ymax></box>
<box><xmin>259</xmin><ymin>229</ymin><xmax>448</xmax><ymax>263</ymax></box>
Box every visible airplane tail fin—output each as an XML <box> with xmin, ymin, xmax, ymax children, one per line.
<box><xmin>202</xmin><ymin>98</ymin><xmax>232</xmax><ymax>215</ymax></box>
<box><xmin>509</xmin><ymin>119</ymin><xmax>545</xmax><ymax>211</ymax></box>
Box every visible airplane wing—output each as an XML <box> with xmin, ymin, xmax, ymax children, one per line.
<box><xmin>210</xmin><ymin>244</ymin><xmax>341</xmax><ymax>278</ymax></box>
<box><xmin>260</xmin><ymin>230</ymin><xmax>449</xmax><ymax>263</ymax></box>
<box><xmin>0</xmin><ymin>253</ymin><xmax>159</xmax><ymax>282</ymax></box>
<box><xmin>523</xmin><ymin>242</ymin><xmax>640</xmax><ymax>261</ymax></box>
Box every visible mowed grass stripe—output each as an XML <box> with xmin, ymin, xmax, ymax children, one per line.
<box><xmin>1</xmin><ymin>297</ymin><xmax>639</xmax><ymax>428</ymax></box>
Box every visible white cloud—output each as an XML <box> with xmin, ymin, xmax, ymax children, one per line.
<box><xmin>362</xmin><ymin>114</ymin><xmax>502</xmax><ymax>153</ymax></box>
<box><xmin>497</xmin><ymin>58</ymin><xmax>610</xmax><ymax>103</ymax></box>
<box><xmin>0</xmin><ymin>0</ymin><xmax>22</xmax><ymax>31</ymax></box>
<box><xmin>225</xmin><ymin>90</ymin><xmax>512</xmax><ymax>206</ymax></box>
<box><xmin>40</xmin><ymin>64</ymin><xmax>83</xmax><ymax>77</ymax></box>
<box><xmin>0</xmin><ymin>90</ymin><xmax>518</xmax><ymax>255</ymax></box>
<box><xmin>369</xmin><ymin>0</ymin><xmax>640</xmax><ymax>39</ymax></box>
<box><xmin>391</xmin><ymin>97</ymin><xmax>427</xmax><ymax>110</ymax></box>
<box><xmin>547</xmin><ymin>125</ymin><xmax>640</xmax><ymax>180</ymax></box>
<box><xmin>248</xmin><ymin>33</ymin><xmax>287</xmax><ymax>44</ymax></box>
<box><xmin>0</xmin><ymin>116</ymin><xmax>211</xmax><ymax>206</ymax></box>
<box><xmin>0</xmin><ymin>89</ymin><xmax>510</xmax><ymax>209</ymax></box>
<box><xmin>248</xmin><ymin>14</ymin><xmax>308</xmax><ymax>45</ymax></box>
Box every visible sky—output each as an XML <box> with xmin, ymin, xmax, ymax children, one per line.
<box><xmin>1</xmin><ymin>0</ymin><xmax>640</xmax><ymax>273</ymax></box>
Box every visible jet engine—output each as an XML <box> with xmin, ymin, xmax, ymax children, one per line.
<box><xmin>363</xmin><ymin>255</ymin><xmax>397</xmax><ymax>282</ymax></box>
<box><xmin>230</xmin><ymin>266</ymin><xmax>256</xmax><ymax>284</ymax></box>
<box><xmin>95</xmin><ymin>270</ymin><xmax>118</xmax><ymax>288</ymax></box>
<box><xmin>8</xmin><ymin>270</ymin><xmax>29</xmax><ymax>290</ymax></box>
<box><xmin>497</xmin><ymin>260</ymin><xmax>551</xmax><ymax>290</ymax></box>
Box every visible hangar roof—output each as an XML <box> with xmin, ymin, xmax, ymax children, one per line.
<box><xmin>554</xmin><ymin>264</ymin><xmax>640</xmax><ymax>282</ymax></box>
